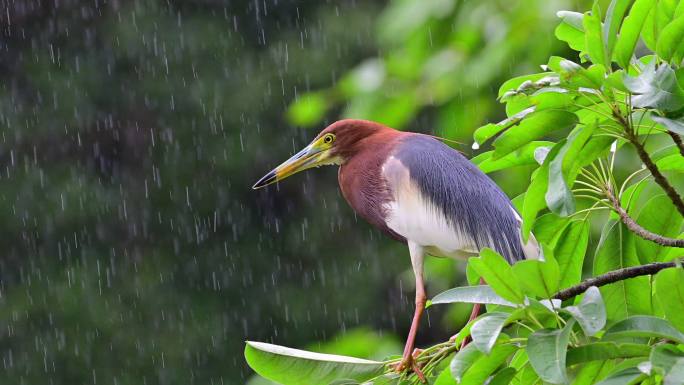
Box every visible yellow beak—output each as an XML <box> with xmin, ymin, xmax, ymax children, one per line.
<box><xmin>252</xmin><ymin>143</ymin><xmax>326</xmax><ymax>189</ymax></box>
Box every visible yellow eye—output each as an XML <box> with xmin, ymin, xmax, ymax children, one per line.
<box><xmin>323</xmin><ymin>134</ymin><xmax>335</xmax><ymax>145</ymax></box>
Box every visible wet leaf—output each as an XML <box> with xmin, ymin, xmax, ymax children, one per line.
<box><xmin>566</xmin><ymin>342</ymin><xmax>650</xmax><ymax>365</ymax></box>
<box><xmin>526</xmin><ymin>320</ymin><xmax>575</xmax><ymax>384</ymax></box>
<box><xmin>604</xmin><ymin>316</ymin><xmax>684</xmax><ymax>343</ymax></box>
<box><xmin>561</xmin><ymin>286</ymin><xmax>606</xmax><ymax>337</ymax></box>
<box><xmin>468</xmin><ymin>249</ymin><xmax>525</xmax><ymax>304</ymax></box>
<box><xmin>471</xmin><ymin>312</ymin><xmax>510</xmax><ymax>354</ymax></box>
<box><xmin>492</xmin><ymin>110</ymin><xmax>578</xmax><ymax>159</ymax></box>
<box><xmin>430</xmin><ymin>285</ymin><xmax>516</xmax><ymax>307</ymax></box>
<box><xmin>614</xmin><ymin>0</ymin><xmax>654</xmax><ymax>68</ymax></box>
<box><xmin>654</xmin><ymin>268</ymin><xmax>684</xmax><ymax>332</ymax></box>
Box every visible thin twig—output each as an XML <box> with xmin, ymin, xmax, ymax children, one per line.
<box><xmin>605</xmin><ymin>187</ymin><xmax>684</xmax><ymax>247</ymax></box>
<box><xmin>554</xmin><ymin>261</ymin><xmax>679</xmax><ymax>301</ymax></box>
<box><xmin>666</xmin><ymin>130</ymin><xmax>684</xmax><ymax>157</ymax></box>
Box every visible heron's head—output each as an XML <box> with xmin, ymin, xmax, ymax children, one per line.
<box><xmin>252</xmin><ymin>119</ymin><xmax>388</xmax><ymax>189</ymax></box>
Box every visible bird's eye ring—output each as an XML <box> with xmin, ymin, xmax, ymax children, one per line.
<box><xmin>323</xmin><ymin>134</ymin><xmax>335</xmax><ymax>144</ymax></box>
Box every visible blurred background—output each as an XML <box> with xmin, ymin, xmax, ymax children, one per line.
<box><xmin>0</xmin><ymin>0</ymin><xmax>590</xmax><ymax>383</ymax></box>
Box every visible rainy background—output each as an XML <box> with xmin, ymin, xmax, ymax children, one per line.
<box><xmin>0</xmin><ymin>0</ymin><xmax>590</xmax><ymax>383</ymax></box>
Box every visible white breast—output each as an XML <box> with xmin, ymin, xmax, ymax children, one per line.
<box><xmin>381</xmin><ymin>156</ymin><xmax>480</xmax><ymax>259</ymax></box>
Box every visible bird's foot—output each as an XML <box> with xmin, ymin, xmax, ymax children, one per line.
<box><xmin>391</xmin><ymin>349</ymin><xmax>426</xmax><ymax>383</ymax></box>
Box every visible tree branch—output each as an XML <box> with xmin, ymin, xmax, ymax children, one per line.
<box><xmin>554</xmin><ymin>261</ymin><xmax>679</xmax><ymax>301</ymax></box>
<box><xmin>605</xmin><ymin>187</ymin><xmax>684</xmax><ymax>247</ymax></box>
<box><xmin>627</xmin><ymin>133</ymin><xmax>684</xmax><ymax>217</ymax></box>
<box><xmin>667</xmin><ymin>130</ymin><xmax>684</xmax><ymax>157</ymax></box>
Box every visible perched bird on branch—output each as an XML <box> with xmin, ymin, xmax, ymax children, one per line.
<box><xmin>253</xmin><ymin>119</ymin><xmax>539</xmax><ymax>379</ymax></box>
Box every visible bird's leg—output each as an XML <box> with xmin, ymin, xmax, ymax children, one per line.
<box><xmin>450</xmin><ymin>278</ymin><xmax>486</xmax><ymax>346</ymax></box>
<box><xmin>393</xmin><ymin>242</ymin><xmax>427</xmax><ymax>383</ymax></box>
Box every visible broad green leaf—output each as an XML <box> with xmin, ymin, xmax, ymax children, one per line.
<box><xmin>635</xmin><ymin>195</ymin><xmax>683</xmax><ymax>264</ymax></box>
<box><xmin>594</xmin><ymin>368</ymin><xmax>644</xmax><ymax>385</ymax></box>
<box><xmin>656</xmin><ymin>153</ymin><xmax>684</xmax><ymax>172</ymax></box>
<box><xmin>499</xmin><ymin>73</ymin><xmax>557</xmax><ymax>98</ymax></box>
<box><xmin>566</xmin><ymin>342</ymin><xmax>650</xmax><ymax>365</ymax></box>
<box><xmin>512</xmin><ymin>259</ymin><xmax>560</xmax><ymax>298</ymax></box>
<box><xmin>575</xmin><ymin>135</ymin><xmax>614</xmax><ymax>170</ymax></box>
<box><xmin>468</xmin><ymin>249</ymin><xmax>525</xmax><ymax>304</ymax></box>
<box><xmin>526</xmin><ymin>320</ymin><xmax>575</xmax><ymax>384</ymax></box>
<box><xmin>488</xmin><ymin>367</ymin><xmax>517</xmax><ymax>385</ymax></box>
<box><xmin>624</xmin><ymin>60</ymin><xmax>684</xmax><ymax>111</ymax></box>
<box><xmin>492</xmin><ymin>110</ymin><xmax>578</xmax><ymax>159</ymax></box>
<box><xmin>562</xmin><ymin>286</ymin><xmax>606</xmax><ymax>337</ymax></box>
<box><xmin>653</xmin><ymin>115</ymin><xmax>684</xmax><ymax>135</ymax></box>
<box><xmin>665</xmin><ymin>358</ymin><xmax>684</xmax><ymax>385</ymax></box>
<box><xmin>556</xmin><ymin>11</ymin><xmax>586</xmax><ymax>52</ymax></box>
<box><xmin>244</xmin><ymin>342</ymin><xmax>384</xmax><ymax>385</ymax></box>
<box><xmin>522</xmin><ymin>143</ymin><xmax>563</xmax><ymax>241</ymax></box>
<box><xmin>614</xmin><ymin>0</ymin><xmax>654</xmax><ymax>68</ymax></box>
<box><xmin>572</xmin><ymin>361</ymin><xmax>615</xmax><ymax>385</ymax></box>
<box><xmin>650</xmin><ymin>344</ymin><xmax>684</xmax><ymax>375</ymax></box>
<box><xmin>657</xmin><ymin>12</ymin><xmax>684</xmax><ymax>63</ymax></box>
<box><xmin>473</xmin><ymin>141</ymin><xmax>554</xmax><ymax>174</ymax></box>
<box><xmin>605</xmin><ymin>315</ymin><xmax>684</xmax><ymax>343</ymax></box>
<box><xmin>459</xmin><ymin>343</ymin><xmax>517</xmax><ymax>385</ymax></box>
<box><xmin>430</xmin><ymin>285</ymin><xmax>516</xmax><ymax>307</ymax></box>
<box><xmin>655</xmin><ymin>268</ymin><xmax>684</xmax><ymax>332</ymax></box>
<box><xmin>554</xmin><ymin>220</ymin><xmax>589</xmax><ymax>289</ymax></box>
<box><xmin>433</xmin><ymin>366</ymin><xmax>457</xmax><ymax>385</ymax></box>
<box><xmin>603</xmin><ymin>0</ymin><xmax>632</xmax><ymax>64</ymax></box>
<box><xmin>584</xmin><ymin>5</ymin><xmax>607</xmax><ymax>67</ymax></box>
<box><xmin>450</xmin><ymin>343</ymin><xmax>481</xmax><ymax>382</ymax></box>
<box><xmin>533</xmin><ymin>213</ymin><xmax>571</xmax><ymax>247</ymax></box>
<box><xmin>593</xmin><ymin>220</ymin><xmax>652</xmax><ymax>322</ymax></box>
<box><xmin>286</xmin><ymin>93</ymin><xmax>329</xmax><ymax>127</ymax></box>
<box><xmin>471</xmin><ymin>312</ymin><xmax>510</xmax><ymax>354</ymax></box>
<box><xmin>473</xmin><ymin>106</ymin><xmax>536</xmax><ymax>146</ymax></box>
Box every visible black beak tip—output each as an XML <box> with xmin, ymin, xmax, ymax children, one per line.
<box><xmin>252</xmin><ymin>170</ymin><xmax>276</xmax><ymax>190</ymax></box>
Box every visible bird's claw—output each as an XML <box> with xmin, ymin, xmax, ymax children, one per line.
<box><xmin>391</xmin><ymin>349</ymin><xmax>426</xmax><ymax>383</ymax></box>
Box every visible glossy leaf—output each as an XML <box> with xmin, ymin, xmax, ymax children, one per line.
<box><xmin>566</xmin><ymin>342</ymin><xmax>650</xmax><ymax>365</ymax></box>
<box><xmin>635</xmin><ymin>194</ymin><xmax>683</xmax><ymax>264</ymax></box>
<box><xmin>593</xmin><ymin>220</ymin><xmax>652</xmax><ymax>322</ymax></box>
<box><xmin>614</xmin><ymin>0</ymin><xmax>654</xmax><ymax>68</ymax></box>
<box><xmin>430</xmin><ymin>285</ymin><xmax>516</xmax><ymax>307</ymax></box>
<box><xmin>655</xmin><ymin>268</ymin><xmax>684</xmax><ymax>332</ymax></box>
<box><xmin>487</xmin><ymin>367</ymin><xmax>517</xmax><ymax>385</ymax></box>
<box><xmin>473</xmin><ymin>106</ymin><xmax>536</xmax><ymax>146</ymax></box>
<box><xmin>526</xmin><ymin>320</ymin><xmax>575</xmax><ymax>384</ymax></box>
<box><xmin>657</xmin><ymin>14</ymin><xmax>684</xmax><ymax>63</ymax></box>
<box><xmin>572</xmin><ymin>361</ymin><xmax>615</xmax><ymax>385</ymax></box>
<box><xmin>605</xmin><ymin>316</ymin><xmax>684</xmax><ymax>343</ymax></box>
<box><xmin>468</xmin><ymin>249</ymin><xmax>525</xmax><ymax>304</ymax></box>
<box><xmin>584</xmin><ymin>5</ymin><xmax>607</xmax><ymax>67</ymax></box>
<box><xmin>554</xmin><ymin>220</ymin><xmax>589</xmax><ymax>289</ymax></box>
<box><xmin>511</xmin><ymin>259</ymin><xmax>560</xmax><ymax>298</ymax></box>
<box><xmin>459</xmin><ymin>343</ymin><xmax>517</xmax><ymax>385</ymax></box>
<box><xmin>556</xmin><ymin>11</ymin><xmax>586</xmax><ymax>52</ymax></box>
<box><xmin>594</xmin><ymin>368</ymin><xmax>644</xmax><ymax>385</ymax></box>
<box><xmin>492</xmin><ymin>110</ymin><xmax>578</xmax><ymax>159</ymax></box>
<box><xmin>471</xmin><ymin>312</ymin><xmax>510</xmax><ymax>354</ymax></box>
<box><xmin>522</xmin><ymin>143</ymin><xmax>563</xmax><ymax>241</ymax></box>
<box><xmin>664</xmin><ymin>358</ymin><xmax>684</xmax><ymax>385</ymax></box>
<box><xmin>603</xmin><ymin>0</ymin><xmax>632</xmax><ymax>63</ymax></box>
<box><xmin>561</xmin><ymin>286</ymin><xmax>606</xmax><ymax>337</ymax></box>
<box><xmin>473</xmin><ymin>141</ymin><xmax>554</xmax><ymax>174</ymax></box>
<box><xmin>244</xmin><ymin>341</ymin><xmax>384</xmax><ymax>385</ymax></box>
<box><xmin>624</xmin><ymin>60</ymin><xmax>684</xmax><ymax>111</ymax></box>
<box><xmin>532</xmin><ymin>213</ymin><xmax>571</xmax><ymax>247</ymax></box>
<box><xmin>650</xmin><ymin>344</ymin><xmax>684</xmax><ymax>376</ymax></box>
<box><xmin>450</xmin><ymin>343</ymin><xmax>481</xmax><ymax>382</ymax></box>
<box><xmin>653</xmin><ymin>115</ymin><xmax>684</xmax><ymax>135</ymax></box>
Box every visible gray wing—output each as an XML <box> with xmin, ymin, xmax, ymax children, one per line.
<box><xmin>394</xmin><ymin>135</ymin><xmax>536</xmax><ymax>263</ymax></box>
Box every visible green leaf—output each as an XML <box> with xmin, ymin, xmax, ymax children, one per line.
<box><xmin>614</xmin><ymin>0</ymin><xmax>654</xmax><ymax>68</ymax></box>
<box><xmin>566</xmin><ymin>342</ymin><xmax>650</xmax><ymax>365</ymax></box>
<box><xmin>533</xmin><ymin>213</ymin><xmax>571</xmax><ymax>247</ymax></box>
<box><xmin>584</xmin><ymin>5</ymin><xmax>607</xmax><ymax>67</ymax></box>
<box><xmin>635</xmin><ymin>195</ymin><xmax>684</xmax><ymax>264</ymax></box>
<box><xmin>499</xmin><ymin>73</ymin><xmax>557</xmax><ymax>99</ymax></box>
<box><xmin>605</xmin><ymin>316</ymin><xmax>684</xmax><ymax>343</ymax></box>
<box><xmin>522</xmin><ymin>143</ymin><xmax>563</xmax><ymax>241</ymax></box>
<box><xmin>593</xmin><ymin>219</ymin><xmax>652</xmax><ymax>322</ymax></box>
<box><xmin>594</xmin><ymin>368</ymin><xmax>644</xmax><ymax>385</ymax></box>
<box><xmin>471</xmin><ymin>312</ymin><xmax>510</xmax><ymax>354</ymax></box>
<box><xmin>286</xmin><ymin>93</ymin><xmax>329</xmax><ymax>127</ymax></box>
<box><xmin>561</xmin><ymin>286</ymin><xmax>606</xmax><ymax>337</ymax></box>
<box><xmin>492</xmin><ymin>110</ymin><xmax>578</xmax><ymax>159</ymax></box>
<box><xmin>526</xmin><ymin>320</ymin><xmax>575</xmax><ymax>384</ymax></box>
<box><xmin>624</xmin><ymin>60</ymin><xmax>684</xmax><ymax>112</ymax></box>
<box><xmin>653</xmin><ymin>115</ymin><xmax>684</xmax><ymax>135</ymax></box>
<box><xmin>433</xmin><ymin>366</ymin><xmax>457</xmax><ymax>385</ymax></box>
<box><xmin>655</xmin><ymin>268</ymin><xmax>684</xmax><ymax>332</ymax></box>
<box><xmin>244</xmin><ymin>341</ymin><xmax>384</xmax><ymax>385</ymax></box>
<box><xmin>473</xmin><ymin>106</ymin><xmax>536</xmax><ymax>146</ymax></box>
<box><xmin>487</xmin><ymin>367</ymin><xmax>517</xmax><ymax>385</ymax></box>
<box><xmin>665</xmin><ymin>358</ymin><xmax>684</xmax><ymax>385</ymax></box>
<box><xmin>511</xmin><ymin>259</ymin><xmax>560</xmax><ymax>298</ymax></box>
<box><xmin>450</xmin><ymin>343</ymin><xmax>482</xmax><ymax>382</ymax></box>
<box><xmin>468</xmin><ymin>249</ymin><xmax>525</xmax><ymax>304</ymax></box>
<box><xmin>459</xmin><ymin>343</ymin><xmax>517</xmax><ymax>385</ymax></box>
<box><xmin>657</xmin><ymin>14</ymin><xmax>684</xmax><ymax>63</ymax></box>
<box><xmin>572</xmin><ymin>361</ymin><xmax>615</xmax><ymax>385</ymax></box>
<box><xmin>650</xmin><ymin>344</ymin><xmax>684</xmax><ymax>376</ymax></box>
<box><xmin>430</xmin><ymin>285</ymin><xmax>516</xmax><ymax>307</ymax></box>
<box><xmin>603</xmin><ymin>0</ymin><xmax>632</xmax><ymax>64</ymax></box>
<box><xmin>556</xmin><ymin>11</ymin><xmax>586</xmax><ymax>52</ymax></box>
<box><xmin>473</xmin><ymin>141</ymin><xmax>554</xmax><ymax>174</ymax></box>
<box><xmin>554</xmin><ymin>220</ymin><xmax>589</xmax><ymax>289</ymax></box>
<box><xmin>657</xmin><ymin>153</ymin><xmax>684</xmax><ymax>172</ymax></box>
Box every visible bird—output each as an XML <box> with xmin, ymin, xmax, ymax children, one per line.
<box><xmin>253</xmin><ymin>119</ymin><xmax>539</xmax><ymax>379</ymax></box>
